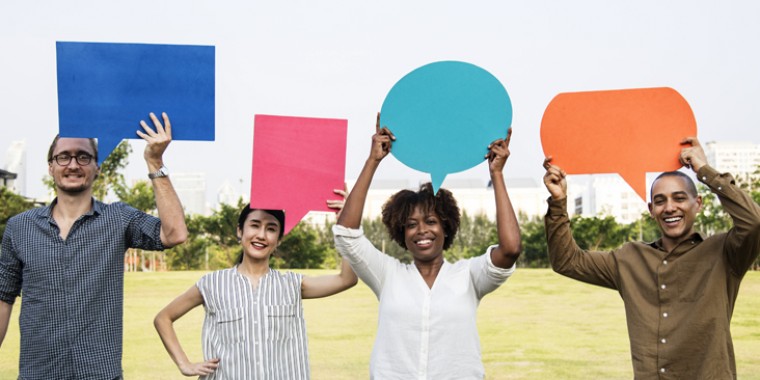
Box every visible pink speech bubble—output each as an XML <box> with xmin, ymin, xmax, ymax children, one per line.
<box><xmin>541</xmin><ymin>87</ymin><xmax>697</xmax><ymax>201</ymax></box>
<box><xmin>250</xmin><ymin>115</ymin><xmax>347</xmax><ymax>234</ymax></box>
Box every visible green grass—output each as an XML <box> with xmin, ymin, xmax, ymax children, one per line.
<box><xmin>1</xmin><ymin>269</ymin><xmax>759</xmax><ymax>379</ymax></box>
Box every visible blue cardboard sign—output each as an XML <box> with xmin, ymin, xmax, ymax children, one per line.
<box><xmin>56</xmin><ymin>41</ymin><xmax>215</xmax><ymax>165</ymax></box>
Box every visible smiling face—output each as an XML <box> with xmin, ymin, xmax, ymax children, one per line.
<box><xmin>47</xmin><ymin>137</ymin><xmax>100</xmax><ymax>195</ymax></box>
<box><xmin>404</xmin><ymin>206</ymin><xmax>446</xmax><ymax>263</ymax></box>
<box><xmin>237</xmin><ymin>209</ymin><xmax>282</xmax><ymax>263</ymax></box>
<box><xmin>648</xmin><ymin>174</ymin><xmax>702</xmax><ymax>251</ymax></box>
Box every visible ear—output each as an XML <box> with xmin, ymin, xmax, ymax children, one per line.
<box><xmin>94</xmin><ymin>165</ymin><xmax>100</xmax><ymax>179</ymax></box>
<box><xmin>695</xmin><ymin>195</ymin><xmax>703</xmax><ymax>212</ymax></box>
<box><xmin>48</xmin><ymin>161</ymin><xmax>54</xmax><ymax>176</ymax></box>
<box><xmin>236</xmin><ymin>226</ymin><xmax>243</xmax><ymax>240</ymax></box>
<box><xmin>647</xmin><ymin>202</ymin><xmax>654</xmax><ymax>218</ymax></box>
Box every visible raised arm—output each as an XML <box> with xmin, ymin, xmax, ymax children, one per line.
<box><xmin>486</xmin><ymin>129</ymin><xmax>522</xmax><ymax>268</ymax></box>
<box><xmin>542</xmin><ymin>157</ymin><xmax>618</xmax><ymax>288</ymax></box>
<box><xmin>302</xmin><ymin>188</ymin><xmax>358</xmax><ymax>298</ymax></box>
<box><xmin>337</xmin><ymin>113</ymin><xmax>395</xmax><ymax>229</ymax></box>
<box><xmin>154</xmin><ymin>286</ymin><xmax>219</xmax><ymax>377</ymax></box>
<box><xmin>681</xmin><ymin>137</ymin><xmax>760</xmax><ymax>273</ymax></box>
<box><xmin>137</xmin><ymin>112</ymin><xmax>188</xmax><ymax>247</ymax></box>
<box><xmin>301</xmin><ymin>257</ymin><xmax>358</xmax><ymax>298</ymax></box>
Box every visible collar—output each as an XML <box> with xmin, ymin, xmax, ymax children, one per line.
<box><xmin>40</xmin><ymin>197</ymin><xmax>101</xmax><ymax>219</ymax></box>
<box><xmin>648</xmin><ymin>232</ymin><xmax>705</xmax><ymax>251</ymax></box>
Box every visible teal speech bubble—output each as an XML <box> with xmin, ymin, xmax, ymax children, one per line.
<box><xmin>380</xmin><ymin>61</ymin><xmax>512</xmax><ymax>193</ymax></box>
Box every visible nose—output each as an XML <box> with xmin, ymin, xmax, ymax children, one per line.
<box><xmin>663</xmin><ymin>199</ymin><xmax>677</xmax><ymax>213</ymax></box>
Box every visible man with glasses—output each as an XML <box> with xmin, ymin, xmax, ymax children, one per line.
<box><xmin>0</xmin><ymin>112</ymin><xmax>188</xmax><ymax>379</ymax></box>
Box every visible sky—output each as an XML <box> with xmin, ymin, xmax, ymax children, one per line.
<box><xmin>2</xmin><ymin>1</ymin><xmax>759</xmax><ymax>205</ymax></box>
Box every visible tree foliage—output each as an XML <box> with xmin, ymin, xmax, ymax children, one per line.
<box><xmin>114</xmin><ymin>180</ymin><xmax>155</xmax><ymax>212</ymax></box>
<box><xmin>518</xmin><ymin>213</ymin><xmax>549</xmax><ymax>268</ymax></box>
<box><xmin>275</xmin><ymin>223</ymin><xmax>330</xmax><ymax>269</ymax></box>
<box><xmin>0</xmin><ymin>187</ymin><xmax>36</xmax><ymax>238</ymax></box>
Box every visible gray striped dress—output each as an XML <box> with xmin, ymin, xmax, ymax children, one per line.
<box><xmin>196</xmin><ymin>267</ymin><xmax>309</xmax><ymax>379</ymax></box>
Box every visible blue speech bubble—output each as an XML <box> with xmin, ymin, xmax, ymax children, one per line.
<box><xmin>56</xmin><ymin>41</ymin><xmax>215</xmax><ymax>165</ymax></box>
<box><xmin>380</xmin><ymin>61</ymin><xmax>512</xmax><ymax>193</ymax></box>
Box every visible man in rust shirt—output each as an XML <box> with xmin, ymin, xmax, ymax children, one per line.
<box><xmin>542</xmin><ymin>137</ymin><xmax>760</xmax><ymax>379</ymax></box>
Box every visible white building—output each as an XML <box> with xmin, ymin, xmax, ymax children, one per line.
<box><xmin>570</xmin><ymin>175</ymin><xmax>648</xmax><ymax>224</ymax></box>
<box><xmin>173</xmin><ymin>172</ymin><xmax>208</xmax><ymax>215</ymax></box>
<box><xmin>217</xmin><ymin>179</ymin><xmax>247</xmax><ymax>207</ymax></box>
<box><xmin>705</xmin><ymin>141</ymin><xmax>760</xmax><ymax>181</ymax></box>
<box><xmin>3</xmin><ymin>140</ymin><xmax>26</xmax><ymax>195</ymax></box>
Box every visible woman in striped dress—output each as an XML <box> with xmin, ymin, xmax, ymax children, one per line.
<box><xmin>154</xmin><ymin>200</ymin><xmax>357</xmax><ymax>379</ymax></box>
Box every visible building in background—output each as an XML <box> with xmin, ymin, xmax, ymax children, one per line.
<box><xmin>705</xmin><ymin>141</ymin><xmax>760</xmax><ymax>181</ymax></box>
<box><xmin>216</xmin><ymin>179</ymin><xmax>247</xmax><ymax>208</ymax></box>
<box><xmin>172</xmin><ymin>172</ymin><xmax>207</xmax><ymax>215</ymax></box>
<box><xmin>3</xmin><ymin>140</ymin><xmax>26</xmax><ymax>195</ymax></box>
<box><xmin>0</xmin><ymin>169</ymin><xmax>17</xmax><ymax>190</ymax></box>
<box><xmin>570</xmin><ymin>175</ymin><xmax>648</xmax><ymax>225</ymax></box>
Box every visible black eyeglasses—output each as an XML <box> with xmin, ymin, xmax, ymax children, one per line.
<box><xmin>50</xmin><ymin>153</ymin><xmax>94</xmax><ymax>166</ymax></box>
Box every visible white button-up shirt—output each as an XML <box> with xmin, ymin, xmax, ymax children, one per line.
<box><xmin>333</xmin><ymin>225</ymin><xmax>515</xmax><ymax>379</ymax></box>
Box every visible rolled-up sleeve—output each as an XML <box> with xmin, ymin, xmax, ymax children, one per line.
<box><xmin>470</xmin><ymin>245</ymin><xmax>515</xmax><ymax>299</ymax></box>
<box><xmin>332</xmin><ymin>224</ymin><xmax>395</xmax><ymax>298</ymax></box>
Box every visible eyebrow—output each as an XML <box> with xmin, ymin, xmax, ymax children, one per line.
<box><xmin>55</xmin><ymin>150</ymin><xmax>93</xmax><ymax>156</ymax></box>
<box><xmin>249</xmin><ymin>219</ymin><xmax>280</xmax><ymax>228</ymax></box>
<box><xmin>652</xmin><ymin>191</ymin><xmax>689</xmax><ymax>199</ymax></box>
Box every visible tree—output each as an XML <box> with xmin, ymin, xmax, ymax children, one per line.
<box><xmin>518</xmin><ymin>213</ymin><xmax>549</xmax><ymax>268</ymax></box>
<box><xmin>695</xmin><ymin>183</ymin><xmax>732</xmax><ymax>236</ymax></box>
<box><xmin>114</xmin><ymin>180</ymin><xmax>155</xmax><ymax>212</ymax></box>
<box><xmin>570</xmin><ymin>214</ymin><xmax>635</xmax><ymax>251</ymax></box>
<box><xmin>276</xmin><ymin>223</ymin><xmax>330</xmax><ymax>269</ymax></box>
<box><xmin>0</xmin><ymin>187</ymin><xmax>36</xmax><ymax>238</ymax></box>
<box><xmin>450</xmin><ymin>211</ymin><xmax>496</xmax><ymax>262</ymax></box>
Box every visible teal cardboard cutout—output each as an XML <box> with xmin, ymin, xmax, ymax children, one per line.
<box><xmin>380</xmin><ymin>61</ymin><xmax>512</xmax><ymax>193</ymax></box>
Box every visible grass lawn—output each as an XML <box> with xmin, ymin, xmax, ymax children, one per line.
<box><xmin>1</xmin><ymin>269</ymin><xmax>759</xmax><ymax>379</ymax></box>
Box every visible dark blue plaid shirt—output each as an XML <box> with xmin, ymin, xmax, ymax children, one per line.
<box><xmin>0</xmin><ymin>199</ymin><xmax>164</xmax><ymax>380</ymax></box>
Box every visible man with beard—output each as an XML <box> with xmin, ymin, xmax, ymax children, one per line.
<box><xmin>0</xmin><ymin>112</ymin><xmax>188</xmax><ymax>379</ymax></box>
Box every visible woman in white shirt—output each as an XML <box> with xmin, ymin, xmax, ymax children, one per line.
<box><xmin>333</xmin><ymin>114</ymin><xmax>522</xmax><ymax>379</ymax></box>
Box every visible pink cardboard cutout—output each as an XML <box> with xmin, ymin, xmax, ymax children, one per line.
<box><xmin>541</xmin><ymin>87</ymin><xmax>697</xmax><ymax>201</ymax></box>
<box><xmin>250</xmin><ymin>114</ymin><xmax>347</xmax><ymax>234</ymax></box>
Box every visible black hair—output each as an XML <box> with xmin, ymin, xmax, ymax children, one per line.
<box><xmin>381</xmin><ymin>182</ymin><xmax>460</xmax><ymax>250</ymax></box>
<box><xmin>650</xmin><ymin>171</ymin><xmax>698</xmax><ymax>199</ymax></box>
<box><xmin>235</xmin><ymin>204</ymin><xmax>285</xmax><ymax>264</ymax></box>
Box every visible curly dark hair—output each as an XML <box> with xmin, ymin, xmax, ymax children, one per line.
<box><xmin>381</xmin><ymin>182</ymin><xmax>460</xmax><ymax>250</ymax></box>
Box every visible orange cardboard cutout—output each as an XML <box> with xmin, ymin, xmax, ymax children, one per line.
<box><xmin>541</xmin><ymin>87</ymin><xmax>697</xmax><ymax>201</ymax></box>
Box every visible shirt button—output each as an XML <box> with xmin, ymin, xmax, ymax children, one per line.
<box><xmin>663</xmin><ymin>312</ymin><xmax>669</xmax><ymax>318</ymax></box>
<box><xmin>661</xmin><ymin>368</ymin><xmax>666</xmax><ymax>373</ymax></box>
<box><xmin>701</xmin><ymin>176</ymin><xmax>707</xmax><ymax>181</ymax></box>
<box><xmin>661</xmin><ymin>284</ymin><xmax>667</xmax><ymax>289</ymax></box>
<box><xmin>718</xmin><ymin>186</ymin><xmax>722</xmax><ymax>190</ymax></box>
<box><xmin>663</xmin><ymin>260</ymin><xmax>668</xmax><ymax>265</ymax></box>
<box><xmin>661</xmin><ymin>338</ymin><xmax>667</xmax><ymax>344</ymax></box>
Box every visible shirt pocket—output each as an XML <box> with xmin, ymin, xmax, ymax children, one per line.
<box><xmin>266</xmin><ymin>303</ymin><xmax>297</xmax><ymax>341</ymax></box>
<box><xmin>215</xmin><ymin>307</ymin><xmax>246</xmax><ymax>344</ymax></box>
<box><xmin>675</xmin><ymin>261</ymin><xmax>711</xmax><ymax>302</ymax></box>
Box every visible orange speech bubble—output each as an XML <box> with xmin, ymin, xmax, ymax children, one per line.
<box><xmin>540</xmin><ymin>87</ymin><xmax>697</xmax><ymax>201</ymax></box>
